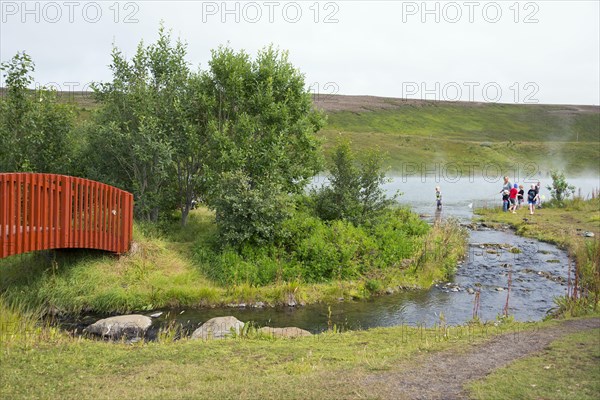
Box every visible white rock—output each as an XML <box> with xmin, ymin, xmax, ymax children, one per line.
<box><xmin>84</xmin><ymin>314</ymin><xmax>152</xmax><ymax>339</ymax></box>
<box><xmin>191</xmin><ymin>316</ymin><xmax>244</xmax><ymax>340</ymax></box>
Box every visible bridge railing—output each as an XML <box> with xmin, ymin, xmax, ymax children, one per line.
<box><xmin>1</xmin><ymin>173</ymin><xmax>133</xmax><ymax>258</ymax></box>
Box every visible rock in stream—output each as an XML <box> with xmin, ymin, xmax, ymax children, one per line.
<box><xmin>84</xmin><ymin>314</ymin><xmax>152</xmax><ymax>340</ymax></box>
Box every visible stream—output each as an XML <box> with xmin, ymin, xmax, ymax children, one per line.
<box><xmin>136</xmin><ymin>227</ymin><xmax>569</xmax><ymax>335</ymax></box>
<box><xmin>66</xmin><ymin>176</ymin><xmax>599</xmax><ymax>335</ymax></box>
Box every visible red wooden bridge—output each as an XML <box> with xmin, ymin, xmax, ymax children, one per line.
<box><xmin>1</xmin><ymin>173</ymin><xmax>133</xmax><ymax>258</ymax></box>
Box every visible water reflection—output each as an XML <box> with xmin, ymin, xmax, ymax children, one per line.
<box><xmin>433</xmin><ymin>208</ymin><xmax>442</xmax><ymax>225</ymax></box>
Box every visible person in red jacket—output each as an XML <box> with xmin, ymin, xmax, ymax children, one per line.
<box><xmin>509</xmin><ymin>183</ymin><xmax>519</xmax><ymax>213</ymax></box>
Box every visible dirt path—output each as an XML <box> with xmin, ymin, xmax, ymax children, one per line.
<box><xmin>363</xmin><ymin>318</ymin><xmax>600</xmax><ymax>400</ymax></box>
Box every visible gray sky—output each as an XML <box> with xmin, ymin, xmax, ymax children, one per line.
<box><xmin>1</xmin><ymin>0</ymin><xmax>599</xmax><ymax>105</ymax></box>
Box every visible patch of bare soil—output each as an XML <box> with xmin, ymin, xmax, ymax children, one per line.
<box><xmin>312</xmin><ymin>94</ymin><xmax>600</xmax><ymax>114</ymax></box>
<box><xmin>546</xmin><ymin>105</ymin><xmax>600</xmax><ymax>115</ymax></box>
<box><xmin>363</xmin><ymin>318</ymin><xmax>600</xmax><ymax>400</ymax></box>
<box><xmin>312</xmin><ymin>94</ymin><xmax>488</xmax><ymax>113</ymax></box>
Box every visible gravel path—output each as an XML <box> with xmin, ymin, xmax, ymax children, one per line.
<box><xmin>364</xmin><ymin>318</ymin><xmax>600</xmax><ymax>400</ymax></box>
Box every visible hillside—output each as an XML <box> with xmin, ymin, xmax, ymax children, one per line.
<box><xmin>314</xmin><ymin>95</ymin><xmax>600</xmax><ymax>174</ymax></box>
<box><xmin>6</xmin><ymin>90</ymin><xmax>597</xmax><ymax>174</ymax></box>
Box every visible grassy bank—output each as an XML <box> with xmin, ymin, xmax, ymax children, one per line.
<box><xmin>2</xmin><ymin>301</ymin><xmax>598</xmax><ymax>400</ymax></box>
<box><xmin>0</xmin><ymin>207</ymin><xmax>466</xmax><ymax>315</ymax></box>
<box><xmin>475</xmin><ymin>197</ymin><xmax>600</xmax><ymax>315</ymax></box>
<box><xmin>0</xmin><ymin>297</ymin><xmax>64</xmax><ymax>347</ymax></box>
<box><xmin>468</xmin><ymin>328</ymin><xmax>600</xmax><ymax>399</ymax></box>
<box><xmin>0</xmin><ymin>305</ymin><xmax>545</xmax><ymax>400</ymax></box>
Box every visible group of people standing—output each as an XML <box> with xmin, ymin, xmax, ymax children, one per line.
<box><xmin>500</xmin><ymin>176</ymin><xmax>541</xmax><ymax>215</ymax></box>
<box><xmin>433</xmin><ymin>177</ymin><xmax>541</xmax><ymax>215</ymax></box>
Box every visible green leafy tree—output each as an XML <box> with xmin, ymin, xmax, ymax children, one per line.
<box><xmin>172</xmin><ymin>73</ymin><xmax>214</xmax><ymax>225</ymax></box>
<box><xmin>204</xmin><ymin>45</ymin><xmax>325</xmax><ymax>245</ymax></box>
<box><xmin>83</xmin><ymin>28</ymin><xmax>324</xmax><ymax>232</ymax></box>
<box><xmin>0</xmin><ymin>52</ymin><xmax>74</xmax><ymax>173</ymax></box>
<box><xmin>547</xmin><ymin>169</ymin><xmax>576</xmax><ymax>205</ymax></box>
<box><xmin>312</xmin><ymin>140</ymin><xmax>396</xmax><ymax>225</ymax></box>
<box><xmin>86</xmin><ymin>27</ymin><xmax>210</xmax><ymax>223</ymax></box>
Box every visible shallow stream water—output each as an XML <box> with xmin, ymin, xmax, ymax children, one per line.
<box><xmin>140</xmin><ymin>228</ymin><xmax>569</xmax><ymax>335</ymax></box>
<box><xmin>68</xmin><ymin>176</ymin><xmax>599</xmax><ymax>334</ymax></box>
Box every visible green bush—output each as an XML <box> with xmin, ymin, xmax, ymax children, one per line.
<box><xmin>0</xmin><ymin>52</ymin><xmax>75</xmax><ymax>174</ymax></box>
<box><xmin>212</xmin><ymin>170</ymin><xmax>292</xmax><ymax>248</ymax></box>
<box><xmin>546</xmin><ymin>169</ymin><xmax>576</xmax><ymax>206</ymax></box>
<box><xmin>369</xmin><ymin>208</ymin><xmax>429</xmax><ymax>268</ymax></box>
<box><xmin>311</xmin><ymin>140</ymin><xmax>397</xmax><ymax>225</ymax></box>
<box><xmin>194</xmin><ymin>207</ymin><xmax>434</xmax><ymax>285</ymax></box>
<box><xmin>365</xmin><ymin>279</ymin><xmax>383</xmax><ymax>293</ymax></box>
<box><xmin>293</xmin><ymin>218</ymin><xmax>377</xmax><ymax>281</ymax></box>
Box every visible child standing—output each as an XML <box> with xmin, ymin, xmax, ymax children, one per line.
<box><xmin>517</xmin><ymin>185</ymin><xmax>524</xmax><ymax>210</ymax></box>
<box><xmin>528</xmin><ymin>184</ymin><xmax>540</xmax><ymax>215</ymax></box>
<box><xmin>502</xmin><ymin>190</ymin><xmax>510</xmax><ymax>212</ymax></box>
<box><xmin>435</xmin><ymin>186</ymin><xmax>442</xmax><ymax>210</ymax></box>
<box><xmin>509</xmin><ymin>184</ymin><xmax>518</xmax><ymax>213</ymax></box>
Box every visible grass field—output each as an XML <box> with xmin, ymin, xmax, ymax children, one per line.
<box><xmin>316</xmin><ymin>96</ymin><xmax>600</xmax><ymax>174</ymax></box>
<box><xmin>4</xmin><ymin>90</ymin><xmax>597</xmax><ymax>175</ymax></box>
<box><xmin>0</xmin><ymin>304</ymin><xmax>550</xmax><ymax>400</ymax></box>
<box><xmin>323</xmin><ymin>103</ymin><xmax>599</xmax><ymax>142</ymax></box>
<box><xmin>475</xmin><ymin>198</ymin><xmax>600</xmax><ymax>246</ymax></box>
<box><xmin>468</xmin><ymin>328</ymin><xmax>600</xmax><ymax>400</ymax></box>
<box><xmin>2</xmin><ymin>301</ymin><xmax>598</xmax><ymax>400</ymax></box>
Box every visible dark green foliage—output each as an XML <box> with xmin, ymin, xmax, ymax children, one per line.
<box><xmin>284</xmin><ymin>217</ymin><xmax>376</xmax><ymax>281</ymax></box>
<box><xmin>211</xmin><ymin>170</ymin><xmax>292</xmax><ymax>247</ymax></box>
<box><xmin>195</xmin><ymin>138</ymin><xmax>423</xmax><ymax>286</ymax></box>
<box><xmin>311</xmin><ymin>140</ymin><xmax>397</xmax><ymax>225</ymax></box>
<box><xmin>204</xmin><ymin>45</ymin><xmax>325</xmax><ymax>245</ymax></box>
<box><xmin>196</xmin><ymin>245</ymin><xmax>289</xmax><ymax>286</ymax></box>
<box><xmin>0</xmin><ymin>52</ymin><xmax>75</xmax><ymax>173</ymax></box>
<box><xmin>83</xmin><ymin>27</ymin><xmax>191</xmax><ymax>222</ymax></box>
<box><xmin>365</xmin><ymin>279</ymin><xmax>383</xmax><ymax>293</ymax></box>
<box><xmin>81</xmin><ymin>28</ymin><xmax>323</xmax><ymax>234</ymax></box>
<box><xmin>194</xmin><ymin>207</ymin><xmax>430</xmax><ymax>285</ymax></box>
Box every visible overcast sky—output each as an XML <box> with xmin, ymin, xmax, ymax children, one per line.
<box><xmin>1</xmin><ymin>0</ymin><xmax>599</xmax><ymax>105</ymax></box>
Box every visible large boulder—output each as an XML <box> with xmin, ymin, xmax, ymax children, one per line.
<box><xmin>258</xmin><ymin>327</ymin><xmax>312</xmax><ymax>338</ymax></box>
<box><xmin>84</xmin><ymin>314</ymin><xmax>152</xmax><ymax>339</ymax></box>
<box><xmin>191</xmin><ymin>316</ymin><xmax>244</xmax><ymax>340</ymax></box>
